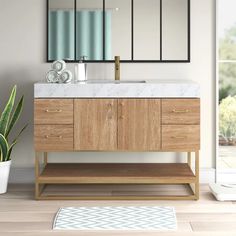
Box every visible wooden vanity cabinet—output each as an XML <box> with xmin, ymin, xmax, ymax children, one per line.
<box><xmin>34</xmin><ymin>98</ymin><xmax>200</xmax><ymax>200</ymax></box>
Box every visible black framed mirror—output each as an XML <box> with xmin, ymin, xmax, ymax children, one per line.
<box><xmin>47</xmin><ymin>0</ymin><xmax>190</xmax><ymax>63</ymax></box>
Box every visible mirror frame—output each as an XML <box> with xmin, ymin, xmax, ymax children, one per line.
<box><xmin>46</xmin><ymin>0</ymin><xmax>190</xmax><ymax>63</ymax></box>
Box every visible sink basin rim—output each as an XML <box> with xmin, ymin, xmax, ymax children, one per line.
<box><xmin>77</xmin><ymin>80</ymin><xmax>146</xmax><ymax>84</ymax></box>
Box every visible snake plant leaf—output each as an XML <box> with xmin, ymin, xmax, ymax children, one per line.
<box><xmin>5</xmin><ymin>95</ymin><xmax>24</xmax><ymax>139</ymax></box>
<box><xmin>0</xmin><ymin>86</ymin><xmax>16</xmax><ymax>136</ymax></box>
<box><xmin>5</xmin><ymin>124</ymin><xmax>27</xmax><ymax>161</ymax></box>
<box><xmin>0</xmin><ymin>134</ymin><xmax>9</xmax><ymax>162</ymax></box>
<box><xmin>12</xmin><ymin>124</ymin><xmax>28</xmax><ymax>143</ymax></box>
<box><xmin>6</xmin><ymin>140</ymin><xmax>17</xmax><ymax>162</ymax></box>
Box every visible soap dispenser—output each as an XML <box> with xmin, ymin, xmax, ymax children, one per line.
<box><xmin>75</xmin><ymin>56</ymin><xmax>87</xmax><ymax>82</ymax></box>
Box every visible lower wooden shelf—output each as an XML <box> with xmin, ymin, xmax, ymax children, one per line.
<box><xmin>38</xmin><ymin>163</ymin><xmax>196</xmax><ymax>184</ymax></box>
<box><xmin>35</xmin><ymin>152</ymin><xmax>199</xmax><ymax>200</ymax></box>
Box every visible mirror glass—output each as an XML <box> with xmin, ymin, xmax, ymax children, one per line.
<box><xmin>76</xmin><ymin>0</ymin><xmax>103</xmax><ymax>60</ymax></box>
<box><xmin>48</xmin><ymin>0</ymin><xmax>75</xmax><ymax>61</ymax></box>
<box><xmin>162</xmin><ymin>0</ymin><xmax>188</xmax><ymax>60</ymax></box>
<box><xmin>105</xmin><ymin>0</ymin><xmax>132</xmax><ymax>60</ymax></box>
<box><xmin>134</xmin><ymin>0</ymin><xmax>160</xmax><ymax>60</ymax></box>
<box><xmin>47</xmin><ymin>0</ymin><xmax>190</xmax><ymax>62</ymax></box>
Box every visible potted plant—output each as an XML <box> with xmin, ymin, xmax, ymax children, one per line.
<box><xmin>0</xmin><ymin>85</ymin><xmax>27</xmax><ymax>194</ymax></box>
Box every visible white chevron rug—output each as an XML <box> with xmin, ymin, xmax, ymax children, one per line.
<box><xmin>53</xmin><ymin>206</ymin><xmax>177</xmax><ymax>231</ymax></box>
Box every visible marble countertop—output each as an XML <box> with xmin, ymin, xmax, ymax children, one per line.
<box><xmin>34</xmin><ymin>79</ymin><xmax>200</xmax><ymax>98</ymax></box>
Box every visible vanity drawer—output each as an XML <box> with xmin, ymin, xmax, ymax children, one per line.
<box><xmin>162</xmin><ymin>99</ymin><xmax>200</xmax><ymax>125</ymax></box>
<box><xmin>34</xmin><ymin>125</ymin><xmax>73</xmax><ymax>151</ymax></box>
<box><xmin>162</xmin><ymin>125</ymin><xmax>200</xmax><ymax>151</ymax></box>
<box><xmin>34</xmin><ymin>99</ymin><xmax>73</xmax><ymax>124</ymax></box>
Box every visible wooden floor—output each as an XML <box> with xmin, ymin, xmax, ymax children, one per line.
<box><xmin>0</xmin><ymin>184</ymin><xmax>236</xmax><ymax>236</ymax></box>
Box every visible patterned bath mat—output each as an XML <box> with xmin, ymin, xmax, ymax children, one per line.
<box><xmin>53</xmin><ymin>206</ymin><xmax>177</xmax><ymax>231</ymax></box>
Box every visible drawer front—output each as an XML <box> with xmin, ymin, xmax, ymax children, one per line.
<box><xmin>34</xmin><ymin>125</ymin><xmax>73</xmax><ymax>151</ymax></box>
<box><xmin>162</xmin><ymin>99</ymin><xmax>200</xmax><ymax>125</ymax></box>
<box><xmin>34</xmin><ymin>99</ymin><xmax>73</xmax><ymax>124</ymax></box>
<box><xmin>162</xmin><ymin>125</ymin><xmax>200</xmax><ymax>151</ymax></box>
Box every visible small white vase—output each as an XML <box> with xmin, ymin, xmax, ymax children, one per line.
<box><xmin>0</xmin><ymin>160</ymin><xmax>11</xmax><ymax>194</ymax></box>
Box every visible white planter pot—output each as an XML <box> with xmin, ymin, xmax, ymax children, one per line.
<box><xmin>0</xmin><ymin>160</ymin><xmax>11</xmax><ymax>194</ymax></box>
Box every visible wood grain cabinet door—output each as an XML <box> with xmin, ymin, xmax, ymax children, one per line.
<box><xmin>118</xmin><ymin>99</ymin><xmax>161</xmax><ymax>151</ymax></box>
<box><xmin>74</xmin><ymin>99</ymin><xmax>117</xmax><ymax>151</ymax></box>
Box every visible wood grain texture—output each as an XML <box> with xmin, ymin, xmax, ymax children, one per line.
<box><xmin>162</xmin><ymin>99</ymin><xmax>200</xmax><ymax>125</ymax></box>
<box><xmin>38</xmin><ymin>163</ymin><xmax>195</xmax><ymax>184</ymax></box>
<box><xmin>162</xmin><ymin>125</ymin><xmax>200</xmax><ymax>150</ymax></box>
<box><xmin>34</xmin><ymin>99</ymin><xmax>73</xmax><ymax>125</ymax></box>
<box><xmin>74</xmin><ymin>99</ymin><xmax>117</xmax><ymax>150</ymax></box>
<box><xmin>34</xmin><ymin>125</ymin><xmax>73</xmax><ymax>151</ymax></box>
<box><xmin>118</xmin><ymin>99</ymin><xmax>161</xmax><ymax>151</ymax></box>
<box><xmin>40</xmin><ymin>163</ymin><xmax>194</xmax><ymax>178</ymax></box>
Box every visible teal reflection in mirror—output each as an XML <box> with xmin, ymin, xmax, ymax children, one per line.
<box><xmin>76</xmin><ymin>0</ymin><xmax>111</xmax><ymax>60</ymax></box>
<box><xmin>76</xmin><ymin>11</ymin><xmax>103</xmax><ymax>60</ymax></box>
<box><xmin>48</xmin><ymin>0</ymin><xmax>75</xmax><ymax>60</ymax></box>
<box><xmin>76</xmin><ymin>10</ymin><xmax>111</xmax><ymax>60</ymax></box>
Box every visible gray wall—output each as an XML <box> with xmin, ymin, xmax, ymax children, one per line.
<box><xmin>0</xmin><ymin>0</ymin><xmax>215</xmax><ymax>177</ymax></box>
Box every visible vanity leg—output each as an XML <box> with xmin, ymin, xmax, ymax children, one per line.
<box><xmin>35</xmin><ymin>152</ymin><xmax>40</xmax><ymax>200</ymax></box>
<box><xmin>43</xmin><ymin>152</ymin><xmax>48</xmax><ymax>168</ymax></box>
<box><xmin>194</xmin><ymin>151</ymin><xmax>200</xmax><ymax>200</ymax></box>
<box><xmin>187</xmin><ymin>152</ymin><xmax>191</xmax><ymax>167</ymax></box>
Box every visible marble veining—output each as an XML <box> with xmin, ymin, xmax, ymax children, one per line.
<box><xmin>34</xmin><ymin>80</ymin><xmax>200</xmax><ymax>98</ymax></box>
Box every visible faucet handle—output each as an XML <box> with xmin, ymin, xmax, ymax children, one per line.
<box><xmin>115</xmin><ymin>56</ymin><xmax>120</xmax><ymax>81</ymax></box>
<box><xmin>79</xmin><ymin>55</ymin><xmax>88</xmax><ymax>62</ymax></box>
<box><xmin>115</xmin><ymin>56</ymin><xmax>120</xmax><ymax>61</ymax></box>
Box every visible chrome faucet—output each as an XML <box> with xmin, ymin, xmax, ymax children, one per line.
<box><xmin>115</xmin><ymin>56</ymin><xmax>120</xmax><ymax>81</ymax></box>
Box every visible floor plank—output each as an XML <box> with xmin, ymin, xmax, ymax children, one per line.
<box><xmin>0</xmin><ymin>184</ymin><xmax>236</xmax><ymax>235</ymax></box>
<box><xmin>3</xmin><ymin>233</ymin><xmax>236</xmax><ymax>236</ymax></box>
<box><xmin>0</xmin><ymin>222</ymin><xmax>191</xmax><ymax>233</ymax></box>
<box><xmin>177</xmin><ymin>213</ymin><xmax>236</xmax><ymax>222</ymax></box>
<box><xmin>0</xmin><ymin>222</ymin><xmax>52</xmax><ymax>232</ymax></box>
<box><xmin>191</xmin><ymin>222</ymin><xmax>236</xmax><ymax>232</ymax></box>
<box><xmin>0</xmin><ymin>212</ymin><xmax>55</xmax><ymax>222</ymax></box>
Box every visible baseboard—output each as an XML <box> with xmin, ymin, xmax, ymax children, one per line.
<box><xmin>9</xmin><ymin>167</ymin><xmax>216</xmax><ymax>184</ymax></box>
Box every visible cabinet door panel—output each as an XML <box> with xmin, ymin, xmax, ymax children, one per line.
<box><xmin>74</xmin><ymin>99</ymin><xmax>117</xmax><ymax>150</ymax></box>
<box><xmin>118</xmin><ymin>99</ymin><xmax>160</xmax><ymax>151</ymax></box>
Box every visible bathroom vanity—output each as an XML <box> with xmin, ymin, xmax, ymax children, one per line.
<box><xmin>34</xmin><ymin>80</ymin><xmax>200</xmax><ymax>200</ymax></box>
